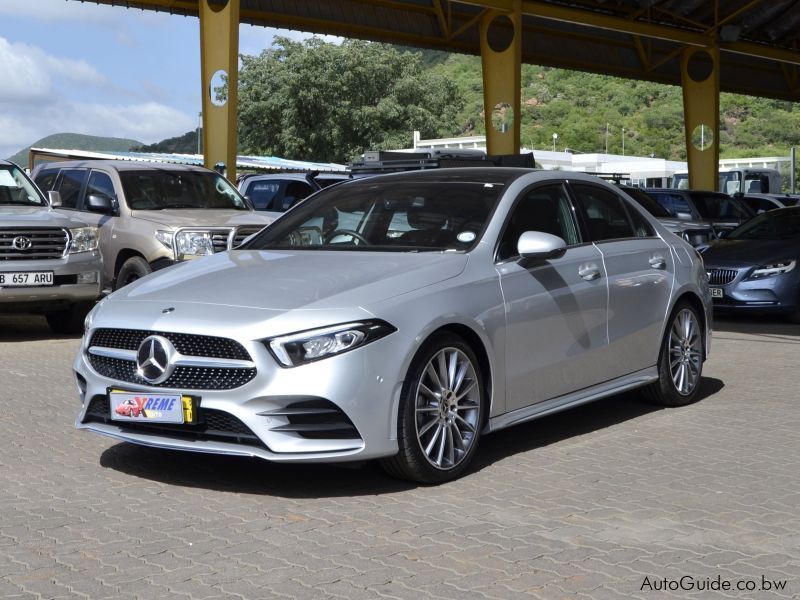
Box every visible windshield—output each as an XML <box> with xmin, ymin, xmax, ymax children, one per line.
<box><xmin>621</xmin><ymin>187</ymin><xmax>671</xmax><ymax>218</ymax></box>
<box><xmin>690</xmin><ymin>193</ymin><xmax>753</xmax><ymax>220</ymax></box>
<box><xmin>243</xmin><ymin>179</ymin><xmax>504</xmax><ymax>252</ymax></box>
<box><xmin>120</xmin><ymin>169</ymin><xmax>249</xmax><ymax>210</ymax></box>
<box><xmin>0</xmin><ymin>165</ymin><xmax>46</xmax><ymax>206</ymax></box>
<box><xmin>727</xmin><ymin>209</ymin><xmax>800</xmax><ymax>240</ymax></box>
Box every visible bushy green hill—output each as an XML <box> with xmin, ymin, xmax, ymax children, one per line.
<box><xmin>132</xmin><ymin>130</ymin><xmax>199</xmax><ymax>154</ymax></box>
<box><xmin>7</xmin><ymin>133</ymin><xmax>142</xmax><ymax>168</ymax></box>
<box><xmin>424</xmin><ymin>50</ymin><xmax>800</xmax><ymax>160</ymax></box>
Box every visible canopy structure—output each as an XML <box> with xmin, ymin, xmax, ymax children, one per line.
<box><xmin>73</xmin><ymin>1</ymin><xmax>800</xmax><ymax>189</ymax></box>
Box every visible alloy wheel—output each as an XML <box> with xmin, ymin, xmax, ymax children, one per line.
<box><xmin>414</xmin><ymin>347</ymin><xmax>481</xmax><ymax>470</ymax></box>
<box><xmin>668</xmin><ymin>308</ymin><xmax>703</xmax><ymax>396</ymax></box>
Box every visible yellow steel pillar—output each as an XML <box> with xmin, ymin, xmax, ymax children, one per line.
<box><xmin>680</xmin><ymin>46</ymin><xmax>720</xmax><ymax>191</ymax></box>
<box><xmin>480</xmin><ymin>1</ymin><xmax>522</xmax><ymax>155</ymax></box>
<box><xmin>199</xmin><ymin>0</ymin><xmax>239</xmax><ymax>181</ymax></box>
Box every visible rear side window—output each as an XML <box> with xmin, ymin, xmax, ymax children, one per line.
<box><xmin>246</xmin><ymin>180</ymin><xmax>281</xmax><ymax>211</ymax></box>
<box><xmin>571</xmin><ymin>184</ymin><xmax>636</xmax><ymax>241</ymax></box>
<box><xmin>651</xmin><ymin>192</ymin><xmax>692</xmax><ymax>216</ymax></box>
<box><xmin>55</xmin><ymin>169</ymin><xmax>87</xmax><ymax>210</ymax></box>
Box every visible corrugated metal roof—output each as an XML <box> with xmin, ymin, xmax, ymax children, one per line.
<box><xmin>77</xmin><ymin>0</ymin><xmax>800</xmax><ymax>101</ymax></box>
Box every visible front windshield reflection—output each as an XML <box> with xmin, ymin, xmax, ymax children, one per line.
<box><xmin>0</xmin><ymin>165</ymin><xmax>46</xmax><ymax>206</ymax></box>
<box><xmin>727</xmin><ymin>209</ymin><xmax>800</xmax><ymax>240</ymax></box>
<box><xmin>244</xmin><ymin>180</ymin><xmax>504</xmax><ymax>252</ymax></box>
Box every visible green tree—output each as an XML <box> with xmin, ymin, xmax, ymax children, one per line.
<box><xmin>236</xmin><ymin>38</ymin><xmax>464</xmax><ymax>163</ymax></box>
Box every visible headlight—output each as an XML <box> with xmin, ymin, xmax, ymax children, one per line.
<box><xmin>68</xmin><ymin>227</ymin><xmax>99</xmax><ymax>253</ymax></box>
<box><xmin>155</xmin><ymin>230</ymin><xmax>174</xmax><ymax>249</ymax></box>
<box><xmin>265</xmin><ymin>320</ymin><xmax>397</xmax><ymax>367</ymax></box>
<box><xmin>174</xmin><ymin>230</ymin><xmax>215</xmax><ymax>260</ymax></box>
<box><xmin>746</xmin><ymin>260</ymin><xmax>796</xmax><ymax>280</ymax></box>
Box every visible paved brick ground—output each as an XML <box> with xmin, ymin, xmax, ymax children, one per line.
<box><xmin>1</xmin><ymin>314</ymin><xmax>798</xmax><ymax>599</ymax></box>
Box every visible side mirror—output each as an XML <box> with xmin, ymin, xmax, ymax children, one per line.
<box><xmin>676</xmin><ymin>211</ymin><xmax>693</xmax><ymax>220</ymax></box>
<box><xmin>47</xmin><ymin>190</ymin><xmax>62</xmax><ymax>207</ymax></box>
<box><xmin>517</xmin><ymin>231</ymin><xmax>567</xmax><ymax>264</ymax></box>
<box><xmin>86</xmin><ymin>193</ymin><xmax>116</xmax><ymax>215</ymax></box>
<box><xmin>715</xmin><ymin>230</ymin><xmax>727</xmax><ymax>239</ymax></box>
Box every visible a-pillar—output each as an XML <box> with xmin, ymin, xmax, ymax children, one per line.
<box><xmin>480</xmin><ymin>1</ymin><xmax>522</xmax><ymax>155</ymax></box>
<box><xmin>681</xmin><ymin>46</ymin><xmax>720</xmax><ymax>191</ymax></box>
<box><xmin>199</xmin><ymin>0</ymin><xmax>240</xmax><ymax>181</ymax></box>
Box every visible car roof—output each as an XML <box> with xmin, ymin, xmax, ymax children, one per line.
<box><xmin>342</xmin><ymin>167</ymin><xmax>615</xmax><ymax>188</ymax></box>
<box><xmin>33</xmin><ymin>159</ymin><xmax>216</xmax><ymax>173</ymax></box>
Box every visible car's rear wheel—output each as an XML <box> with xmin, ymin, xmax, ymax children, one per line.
<box><xmin>45</xmin><ymin>301</ymin><xmax>93</xmax><ymax>335</ymax></box>
<box><xmin>116</xmin><ymin>256</ymin><xmax>152</xmax><ymax>289</ymax></box>
<box><xmin>644</xmin><ymin>302</ymin><xmax>704</xmax><ymax>406</ymax></box>
<box><xmin>381</xmin><ymin>333</ymin><xmax>485</xmax><ymax>484</ymax></box>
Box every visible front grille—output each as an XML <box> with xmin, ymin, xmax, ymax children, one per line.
<box><xmin>264</xmin><ymin>398</ymin><xmax>361</xmax><ymax>440</ymax></box>
<box><xmin>90</xmin><ymin>329</ymin><xmax>250</xmax><ymax>360</ymax></box>
<box><xmin>210</xmin><ymin>232</ymin><xmax>230</xmax><ymax>253</ymax></box>
<box><xmin>82</xmin><ymin>395</ymin><xmax>267</xmax><ymax>449</ymax></box>
<box><xmin>232</xmin><ymin>225</ymin><xmax>264</xmax><ymax>247</ymax></box>
<box><xmin>88</xmin><ymin>328</ymin><xmax>256</xmax><ymax>390</ymax></box>
<box><xmin>0</xmin><ymin>228</ymin><xmax>68</xmax><ymax>260</ymax></box>
<box><xmin>707</xmin><ymin>268</ymin><xmax>738</xmax><ymax>285</ymax></box>
<box><xmin>88</xmin><ymin>355</ymin><xmax>256</xmax><ymax>390</ymax></box>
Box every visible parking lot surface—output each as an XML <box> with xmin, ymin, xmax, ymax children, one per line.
<box><xmin>1</xmin><ymin>314</ymin><xmax>798</xmax><ymax>599</ymax></box>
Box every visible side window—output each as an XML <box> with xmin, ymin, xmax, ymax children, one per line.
<box><xmin>625</xmin><ymin>205</ymin><xmax>655</xmax><ymax>238</ymax></box>
<box><xmin>54</xmin><ymin>169</ymin><xmax>87</xmax><ymax>210</ymax></box>
<box><xmin>246</xmin><ymin>180</ymin><xmax>281</xmax><ymax>211</ymax></box>
<box><xmin>34</xmin><ymin>169</ymin><xmax>58</xmax><ymax>193</ymax></box>
<box><xmin>572</xmin><ymin>184</ymin><xmax>636</xmax><ymax>242</ymax></box>
<box><xmin>497</xmin><ymin>184</ymin><xmax>580</xmax><ymax>261</ymax></box>
<box><xmin>282</xmin><ymin>181</ymin><xmax>314</xmax><ymax>210</ymax></box>
<box><xmin>86</xmin><ymin>171</ymin><xmax>116</xmax><ymax>203</ymax></box>
<box><xmin>652</xmin><ymin>192</ymin><xmax>691</xmax><ymax>217</ymax></box>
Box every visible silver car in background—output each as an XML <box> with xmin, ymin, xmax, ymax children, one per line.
<box><xmin>75</xmin><ymin>169</ymin><xmax>711</xmax><ymax>483</ymax></box>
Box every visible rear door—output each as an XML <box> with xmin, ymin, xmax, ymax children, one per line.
<box><xmin>570</xmin><ymin>182</ymin><xmax>674</xmax><ymax>379</ymax></box>
<box><xmin>497</xmin><ymin>183</ymin><xmax>609</xmax><ymax>411</ymax></box>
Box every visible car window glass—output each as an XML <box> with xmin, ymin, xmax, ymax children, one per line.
<box><xmin>572</xmin><ymin>184</ymin><xmax>637</xmax><ymax>241</ymax></box>
<box><xmin>86</xmin><ymin>171</ymin><xmax>116</xmax><ymax>201</ymax></box>
<box><xmin>626</xmin><ymin>204</ymin><xmax>655</xmax><ymax>238</ymax></box>
<box><xmin>247</xmin><ymin>180</ymin><xmax>503</xmax><ymax>252</ymax></box>
<box><xmin>728</xmin><ymin>210</ymin><xmax>800</xmax><ymax>240</ymax></box>
<box><xmin>0</xmin><ymin>164</ymin><xmax>45</xmax><ymax>206</ymax></box>
<box><xmin>34</xmin><ymin>170</ymin><xmax>58</xmax><ymax>193</ymax></box>
<box><xmin>55</xmin><ymin>169</ymin><xmax>87</xmax><ymax>210</ymax></box>
<box><xmin>651</xmin><ymin>192</ymin><xmax>691</xmax><ymax>216</ymax></box>
<box><xmin>283</xmin><ymin>181</ymin><xmax>314</xmax><ymax>210</ymax></box>
<box><xmin>497</xmin><ymin>184</ymin><xmax>580</xmax><ymax>261</ymax></box>
<box><xmin>247</xmin><ymin>180</ymin><xmax>282</xmax><ymax>211</ymax></box>
<box><xmin>120</xmin><ymin>170</ymin><xmax>248</xmax><ymax>211</ymax></box>
<box><xmin>691</xmin><ymin>193</ymin><xmax>753</xmax><ymax>219</ymax></box>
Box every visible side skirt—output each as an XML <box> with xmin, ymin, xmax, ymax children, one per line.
<box><xmin>485</xmin><ymin>366</ymin><xmax>658</xmax><ymax>433</ymax></box>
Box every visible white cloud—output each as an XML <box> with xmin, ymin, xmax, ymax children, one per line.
<box><xmin>0</xmin><ymin>36</ymin><xmax>107</xmax><ymax>103</ymax></box>
<box><xmin>0</xmin><ymin>0</ymin><xmax>168</xmax><ymax>25</ymax></box>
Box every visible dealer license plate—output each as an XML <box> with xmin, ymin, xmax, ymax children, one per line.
<box><xmin>109</xmin><ymin>390</ymin><xmax>194</xmax><ymax>424</ymax></box>
<box><xmin>0</xmin><ymin>271</ymin><xmax>53</xmax><ymax>287</ymax></box>
<box><xmin>710</xmin><ymin>287</ymin><xmax>723</xmax><ymax>298</ymax></box>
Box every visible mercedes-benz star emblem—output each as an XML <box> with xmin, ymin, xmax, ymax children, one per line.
<box><xmin>12</xmin><ymin>236</ymin><xmax>32</xmax><ymax>251</ymax></box>
<box><xmin>135</xmin><ymin>335</ymin><xmax>176</xmax><ymax>384</ymax></box>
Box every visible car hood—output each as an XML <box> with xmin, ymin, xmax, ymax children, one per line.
<box><xmin>109</xmin><ymin>250</ymin><xmax>469</xmax><ymax>311</ymax></box>
<box><xmin>701</xmin><ymin>239</ymin><xmax>799</xmax><ymax>267</ymax></box>
<box><xmin>0</xmin><ymin>205</ymin><xmax>90</xmax><ymax>228</ymax></box>
<box><xmin>131</xmin><ymin>209</ymin><xmax>274</xmax><ymax>228</ymax></box>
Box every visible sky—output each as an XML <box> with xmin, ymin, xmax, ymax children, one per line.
<box><xmin>0</xmin><ymin>0</ymin><xmax>338</xmax><ymax>160</ymax></box>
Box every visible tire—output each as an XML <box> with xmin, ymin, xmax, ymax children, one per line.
<box><xmin>46</xmin><ymin>301</ymin><xmax>94</xmax><ymax>335</ymax></box>
<box><xmin>643</xmin><ymin>301</ymin><xmax>704</xmax><ymax>406</ymax></box>
<box><xmin>380</xmin><ymin>332</ymin><xmax>485</xmax><ymax>484</ymax></box>
<box><xmin>115</xmin><ymin>256</ymin><xmax>152</xmax><ymax>289</ymax></box>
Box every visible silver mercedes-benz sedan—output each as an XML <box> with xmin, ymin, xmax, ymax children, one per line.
<box><xmin>75</xmin><ymin>168</ymin><xmax>711</xmax><ymax>483</ymax></box>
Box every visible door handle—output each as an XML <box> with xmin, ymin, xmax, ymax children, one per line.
<box><xmin>578</xmin><ymin>263</ymin><xmax>601</xmax><ymax>281</ymax></box>
<box><xmin>649</xmin><ymin>255</ymin><xmax>666</xmax><ymax>269</ymax></box>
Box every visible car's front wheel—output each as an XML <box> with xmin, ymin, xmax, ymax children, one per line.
<box><xmin>381</xmin><ymin>333</ymin><xmax>485</xmax><ymax>484</ymax></box>
<box><xmin>115</xmin><ymin>256</ymin><xmax>152</xmax><ymax>289</ymax></box>
<box><xmin>644</xmin><ymin>301</ymin><xmax>704</xmax><ymax>406</ymax></box>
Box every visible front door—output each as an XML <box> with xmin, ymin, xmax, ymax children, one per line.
<box><xmin>497</xmin><ymin>183</ymin><xmax>609</xmax><ymax>413</ymax></box>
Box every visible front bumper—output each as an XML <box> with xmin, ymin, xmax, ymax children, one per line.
<box><xmin>0</xmin><ymin>251</ymin><xmax>102</xmax><ymax>308</ymax></box>
<box><xmin>74</xmin><ymin>324</ymin><xmax>409</xmax><ymax>463</ymax></box>
<box><xmin>707</xmin><ymin>266</ymin><xmax>800</xmax><ymax>315</ymax></box>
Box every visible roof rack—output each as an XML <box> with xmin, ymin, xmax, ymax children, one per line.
<box><xmin>349</xmin><ymin>150</ymin><xmax>535</xmax><ymax>176</ymax></box>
